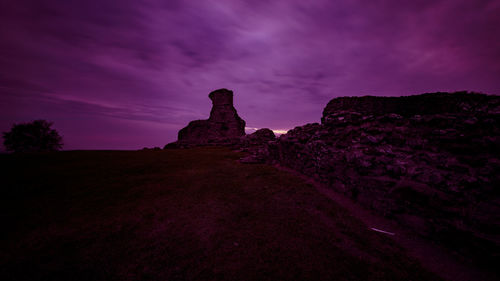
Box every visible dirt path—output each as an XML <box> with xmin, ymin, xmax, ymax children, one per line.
<box><xmin>275</xmin><ymin>164</ymin><xmax>497</xmax><ymax>281</ymax></box>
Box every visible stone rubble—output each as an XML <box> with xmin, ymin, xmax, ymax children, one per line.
<box><xmin>239</xmin><ymin>128</ymin><xmax>276</xmax><ymax>163</ymax></box>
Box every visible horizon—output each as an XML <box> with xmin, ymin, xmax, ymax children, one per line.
<box><xmin>1</xmin><ymin>0</ymin><xmax>500</xmax><ymax>150</ymax></box>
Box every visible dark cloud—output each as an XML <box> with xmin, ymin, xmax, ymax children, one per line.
<box><xmin>1</xmin><ymin>0</ymin><xmax>499</xmax><ymax>149</ymax></box>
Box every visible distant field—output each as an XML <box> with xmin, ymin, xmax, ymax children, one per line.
<box><xmin>0</xmin><ymin>148</ymin><xmax>440</xmax><ymax>281</ymax></box>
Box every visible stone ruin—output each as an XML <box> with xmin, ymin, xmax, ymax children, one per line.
<box><xmin>165</xmin><ymin>89</ymin><xmax>500</xmax><ymax>270</ymax></box>
<box><xmin>164</xmin><ymin>89</ymin><xmax>500</xmax><ymax>272</ymax></box>
<box><xmin>166</xmin><ymin>88</ymin><xmax>246</xmax><ymax>147</ymax></box>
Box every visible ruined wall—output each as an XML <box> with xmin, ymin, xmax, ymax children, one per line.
<box><xmin>266</xmin><ymin>92</ymin><xmax>500</xmax><ymax>267</ymax></box>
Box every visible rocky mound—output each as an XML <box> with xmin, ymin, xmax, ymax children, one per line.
<box><xmin>266</xmin><ymin>91</ymin><xmax>500</xmax><ymax>269</ymax></box>
<box><xmin>167</xmin><ymin>89</ymin><xmax>246</xmax><ymax>147</ymax></box>
<box><xmin>239</xmin><ymin>128</ymin><xmax>276</xmax><ymax>163</ymax></box>
<box><xmin>240</xmin><ymin>128</ymin><xmax>276</xmax><ymax>147</ymax></box>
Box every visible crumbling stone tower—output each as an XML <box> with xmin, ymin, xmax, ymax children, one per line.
<box><xmin>177</xmin><ymin>88</ymin><xmax>246</xmax><ymax>145</ymax></box>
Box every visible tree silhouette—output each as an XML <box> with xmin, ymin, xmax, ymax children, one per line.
<box><xmin>3</xmin><ymin>120</ymin><xmax>63</xmax><ymax>152</ymax></box>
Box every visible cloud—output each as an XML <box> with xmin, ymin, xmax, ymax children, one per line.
<box><xmin>1</xmin><ymin>0</ymin><xmax>499</xmax><ymax>149</ymax></box>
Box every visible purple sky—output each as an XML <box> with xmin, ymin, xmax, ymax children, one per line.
<box><xmin>1</xmin><ymin>0</ymin><xmax>500</xmax><ymax>150</ymax></box>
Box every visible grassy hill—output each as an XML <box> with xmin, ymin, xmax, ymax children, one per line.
<box><xmin>0</xmin><ymin>148</ymin><xmax>440</xmax><ymax>280</ymax></box>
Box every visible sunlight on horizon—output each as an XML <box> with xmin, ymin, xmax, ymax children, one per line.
<box><xmin>245</xmin><ymin>127</ymin><xmax>289</xmax><ymax>136</ymax></box>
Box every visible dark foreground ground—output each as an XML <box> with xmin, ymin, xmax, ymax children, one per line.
<box><xmin>0</xmin><ymin>148</ymin><xmax>442</xmax><ymax>280</ymax></box>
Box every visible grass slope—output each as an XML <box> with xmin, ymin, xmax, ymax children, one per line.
<box><xmin>0</xmin><ymin>148</ymin><xmax>440</xmax><ymax>281</ymax></box>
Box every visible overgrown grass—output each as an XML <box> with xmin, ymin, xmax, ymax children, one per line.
<box><xmin>0</xmin><ymin>148</ymin><xmax>441</xmax><ymax>280</ymax></box>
